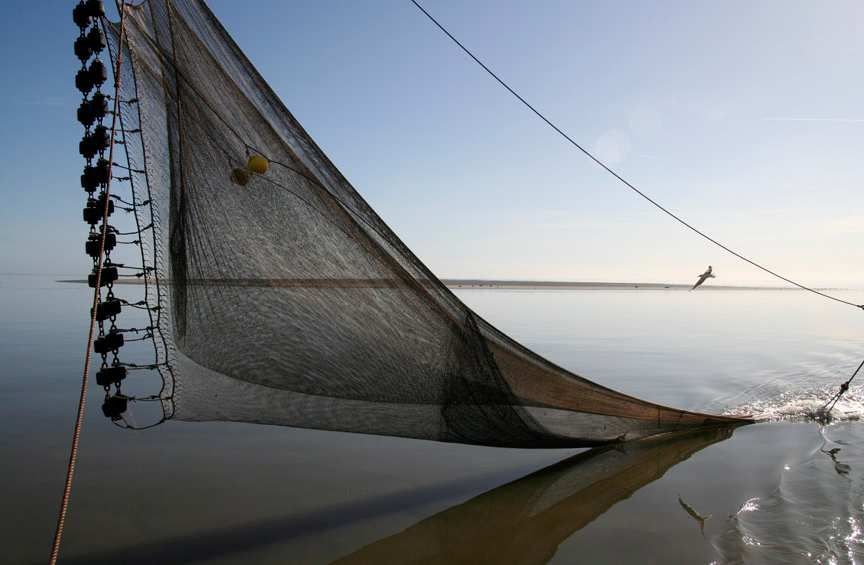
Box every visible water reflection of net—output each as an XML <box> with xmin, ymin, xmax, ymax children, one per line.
<box><xmin>335</xmin><ymin>428</ymin><xmax>735</xmax><ymax>564</ymax></box>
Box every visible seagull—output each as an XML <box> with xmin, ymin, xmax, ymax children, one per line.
<box><xmin>691</xmin><ymin>265</ymin><xmax>715</xmax><ymax>291</ymax></box>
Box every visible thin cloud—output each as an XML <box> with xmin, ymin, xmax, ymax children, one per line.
<box><xmin>762</xmin><ymin>116</ymin><xmax>864</xmax><ymax>124</ymax></box>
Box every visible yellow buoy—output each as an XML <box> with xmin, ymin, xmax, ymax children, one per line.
<box><xmin>246</xmin><ymin>154</ymin><xmax>269</xmax><ymax>175</ymax></box>
<box><xmin>230</xmin><ymin>167</ymin><xmax>251</xmax><ymax>186</ymax></box>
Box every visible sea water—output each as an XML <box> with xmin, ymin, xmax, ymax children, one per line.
<box><xmin>2</xmin><ymin>274</ymin><xmax>863</xmax><ymax>564</ymax></box>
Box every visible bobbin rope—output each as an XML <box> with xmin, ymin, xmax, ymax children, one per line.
<box><xmin>49</xmin><ymin>2</ymin><xmax>128</xmax><ymax>563</ymax></box>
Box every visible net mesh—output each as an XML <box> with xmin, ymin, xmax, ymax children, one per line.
<box><xmin>109</xmin><ymin>0</ymin><xmax>745</xmax><ymax>447</ymax></box>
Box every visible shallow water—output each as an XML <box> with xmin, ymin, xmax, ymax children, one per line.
<box><xmin>2</xmin><ymin>275</ymin><xmax>863</xmax><ymax>563</ymax></box>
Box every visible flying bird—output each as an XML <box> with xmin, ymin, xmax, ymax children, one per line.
<box><xmin>691</xmin><ymin>266</ymin><xmax>715</xmax><ymax>291</ymax></box>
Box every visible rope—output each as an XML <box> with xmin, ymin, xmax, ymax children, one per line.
<box><xmin>409</xmin><ymin>0</ymin><xmax>863</xmax><ymax>312</ymax></box>
<box><xmin>49</xmin><ymin>5</ymin><xmax>128</xmax><ymax>564</ymax></box>
<box><xmin>822</xmin><ymin>357</ymin><xmax>864</xmax><ymax>416</ymax></box>
<box><xmin>111</xmin><ymin>223</ymin><xmax>152</xmax><ymax>235</ymax></box>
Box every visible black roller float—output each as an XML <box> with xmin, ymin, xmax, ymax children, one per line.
<box><xmin>101</xmin><ymin>394</ymin><xmax>127</xmax><ymax>420</ymax></box>
<box><xmin>85</xmin><ymin>231</ymin><xmax>117</xmax><ymax>258</ymax></box>
<box><xmin>73</xmin><ymin>28</ymin><xmax>105</xmax><ymax>63</ymax></box>
<box><xmin>84</xmin><ymin>0</ymin><xmax>105</xmax><ymax>19</ymax></box>
<box><xmin>93</xmin><ymin>331</ymin><xmax>124</xmax><ymax>354</ymax></box>
<box><xmin>74</xmin><ymin>67</ymin><xmax>95</xmax><ymax>95</ymax></box>
<box><xmin>87</xmin><ymin>265</ymin><xmax>118</xmax><ymax>288</ymax></box>
<box><xmin>86</xmin><ymin>27</ymin><xmax>106</xmax><ymax>54</ymax></box>
<box><xmin>73</xmin><ymin>35</ymin><xmax>93</xmax><ymax>63</ymax></box>
<box><xmin>78</xmin><ymin>133</ymin><xmax>97</xmax><ymax>160</ymax></box>
<box><xmin>88</xmin><ymin>59</ymin><xmax>107</xmax><ymax>87</ymax></box>
<box><xmin>92</xmin><ymin>297</ymin><xmax>122</xmax><ymax>321</ymax></box>
<box><xmin>76</xmin><ymin>99</ymin><xmax>95</xmax><ymax>127</ymax></box>
<box><xmin>90</xmin><ymin>92</ymin><xmax>108</xmax><ymax>120</ymax></box>
<box><xmin>72</xmin><ymin>2</ymin><xmax>91</xmax><ymax>29</ymax></box>
<box><xmin>91</xmin><ymin>125</ymin><xmax>110</xmax><ymax>151</ymax></box>
<box><xmin>81</xmin><ymin>166</ymin><xmax>100</xmax><ymax>192</ymax></box>
<box><xmin>82</xmin><ymin>196</ymin><xmax>114</xmax><ymax>225</ymax></box>
<box><xmin>96</xmin><ymin>366</ymin><xmax>126</xmax><ymax>387</ymax></box>
<box><xmin>73</xmin><ymin>0</ymin><xmax>105</xmax><ymax>28</ymax></box>
<box><xmin>80</xmin><ymin>158</ymin><xmax>111</xmax><ymax>191</ymax></box>
<box><xmin>77</xmin><ymin>96</ymin><xmax>108</xmax><ymax>128</ymax></box>
<box><xmin>79</xmin><ymin>127</ymin><xmax>110</xmax><ymax>160</ymax></box>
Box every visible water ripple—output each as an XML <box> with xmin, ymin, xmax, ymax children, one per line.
<box><xmin>725</xmin><ymin>385</ymin><xmax>864</xmax><ymax>423</ymax></box>
<box><xmin>711</xmin><ymin>424</ymin><xmax>864</xmax><ymax>564</ymax></box>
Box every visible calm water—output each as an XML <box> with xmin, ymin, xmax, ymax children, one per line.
<box><xmin>2</xmin><ymin>274</ymin><xmax>864</xmax><ymax>564</ymax></box>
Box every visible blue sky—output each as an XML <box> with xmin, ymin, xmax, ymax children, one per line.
<box><xmin>1</xmin><ymin>1</ymin><xmax>862</xmax><ymax>285</ymax></box>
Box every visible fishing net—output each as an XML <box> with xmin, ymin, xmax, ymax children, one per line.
<box><xmin>106</xmin><ymin>0</ymin><xmax>744</xmax><ymax>447</ymax></box>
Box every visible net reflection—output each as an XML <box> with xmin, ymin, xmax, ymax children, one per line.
<box><xmin>334</xmin><ymin>426</ymin><xmax>737</xmax><ymax>564</ymax></box>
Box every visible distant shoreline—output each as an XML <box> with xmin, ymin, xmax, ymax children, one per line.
<box><xmin>442</xmin><ymin>280</ymin><xmax>821</xmax><ymax>291</ymax></box>
<box><xmin>54</xmin><ymin>277</ymin><xmax>843</xmax><ymax>292</ymax></box>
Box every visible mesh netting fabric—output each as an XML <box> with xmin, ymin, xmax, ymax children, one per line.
<box><xmin>109</xmin><ymin>0</ymin><xmax>745</xmax><ymax>447</ymax></box>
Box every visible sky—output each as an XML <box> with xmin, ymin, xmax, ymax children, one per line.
<box><xmin>1</xmin><ymin>1</ymin><xmax>862</xmax><ymax>286</ymax></box>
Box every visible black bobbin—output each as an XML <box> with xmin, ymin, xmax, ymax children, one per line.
<box><xmin>92</xmin><ymin>297</ymin><xmax>122</xmax><ymax>321</ymax></box>
<box><xmin>79</xmin><ymin>133</ymin><xmax>97</xmax><ymax>160</ymax></box>
<box><xmin>90</xmin><ymin>91</ymin><xmax>108</xmax><ymax>120</ymax></box>
<box><xmin>101</xmin><ymin>394</ymin><xmax>127</xmax><ymax>420</ymax></box>
<box><xmin>73</xmin><ymin>27</ymin><xmax>106</xmax><ymax>63</ymax></box>
<box><xmin>77</xmin><ymin>96</ymin><xmax>109</xmax><ymax>128</ymax></box>
<box><xmin>76</xmin><ymin>99</ymin><xmax>95</xmax><ymax>128</ymax></box>
<box><xmin>96</xmin><ymin>366</ymin><xmax>127</xmax><ymax>387</ymax></box>
<box><xmin>73</xmin><ymin>0</ymin><xmax>105</xmax><ymax>28</ymax></box>
<box><xmin>94</xmin><ymin>331</ymin><xmax>124</xmax><ymax>354</ymax></box>
<box><xmin>88</xmin><ymin>265</ymin><xmax>118</xmax><ymax>288</ymax></box>
<box><xmin>91</xmin><ymin>125</ymin><xmax>110</xmax><ymax>151</ymax></box>
<box><xmin>86</xmin><ymin>27</ymin><xmax>106</xmax><ymax>54</ymax></box>
<box><xmin>74</xmin><ymin>60</ymin><xmax>108</xmax><ymax>96</ymax></box>
<box><xmin>85</xmin><ymin>0</ymin><xmax>106</xmax><ymax>19</ymax></box>
<box><xmin>81</xmin><ymin>158</ymin><xmax>110</xmax><ymax>192</ymax></box>
<box><xmin>83</xmin><ymin>197</ymin><xmax>114</xmax><ymax>225</ymax></box>
<box><xmin>81</xmin><ymin>167</ymin><xmax>99</xmax><ymax>192</ymax></box>
<box><xmin>73</xmin><ymin>35</ymin><xmax>93</xmax><ymax>63</ymax></box>
<box><xmin>75</xmin><ymin>67</ymin><xmax>95</xmax><ymax>95</ymax></box>
<box><xmin>79</xmin><ymin>127</ymin><xmax>110</xmax><ymax>160</ymax></box>
<box><xmin>72</xmin><ymin>2</ymin><xmax>91</xmax><ymax>29</ymax></box>
<box><xmin>85</xmin><ymin>231</ymin><xmax>117</xmax><ymax>258</ymax></box>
